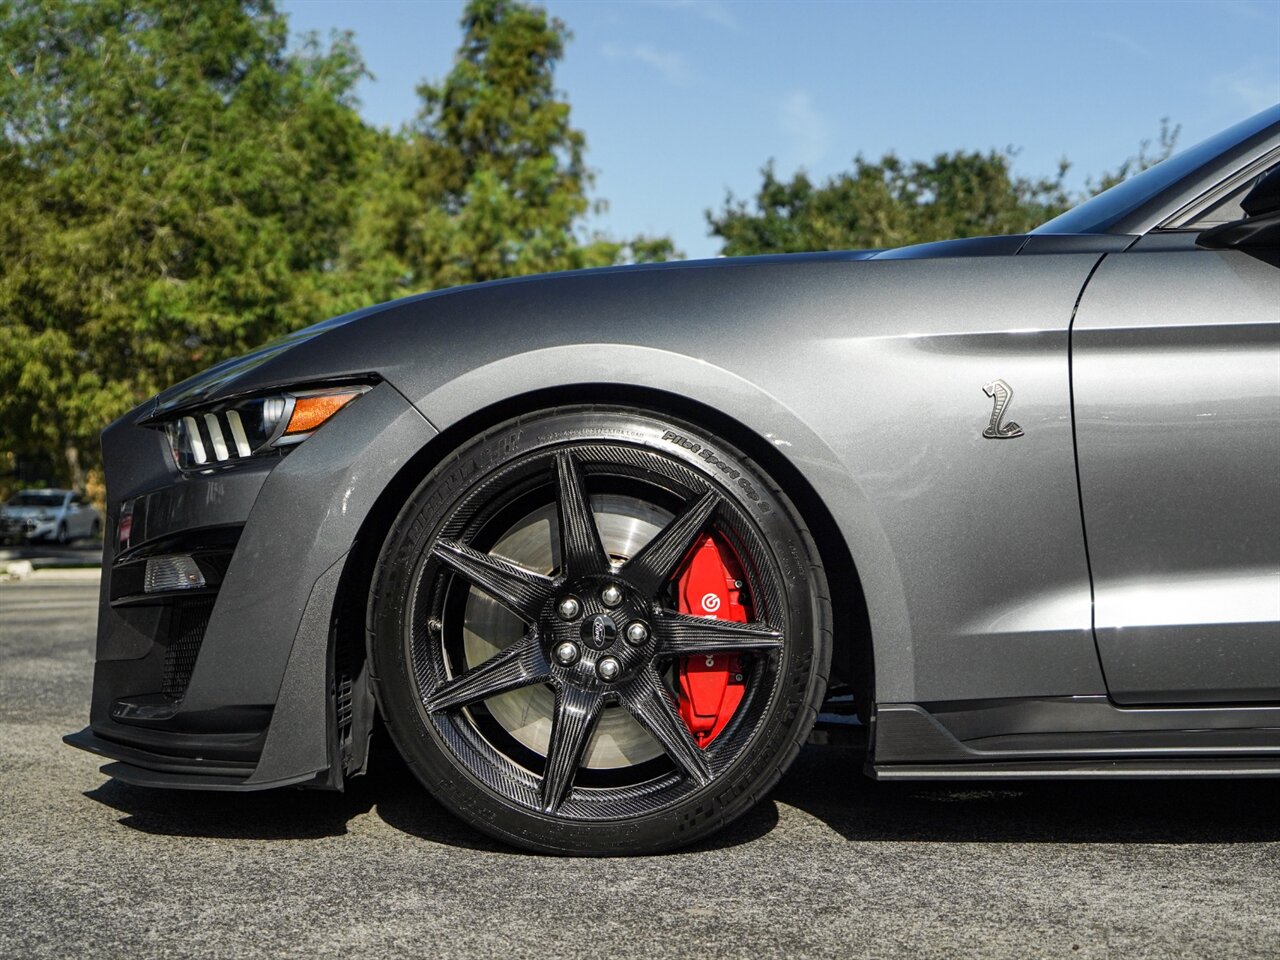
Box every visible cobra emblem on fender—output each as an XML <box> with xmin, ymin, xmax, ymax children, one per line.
<box><xmin>982</xmin><ymin>379</ymin><xmax>1024</xmax><ymax>439</ymax></box>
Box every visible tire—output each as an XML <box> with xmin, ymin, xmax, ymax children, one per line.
<box><xmin>89</xmin><ymin>518</ymin><xmax>101</xmax><ymax>541</ymax></box>
<box><xmin>369</xmin><ymin>406</ymin><xmax>831</xmax><ymax>855</ymax></box>
<box><xmin>56</xmin><ymin>523</ymin><xmax>68</xmax><ymax>545</ymax></box>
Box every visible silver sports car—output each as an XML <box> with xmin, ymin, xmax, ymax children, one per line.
<box><xmin>68</xmin><ymin>106</ymin><xmax>1280</xmax><ymax>855</ymax></box>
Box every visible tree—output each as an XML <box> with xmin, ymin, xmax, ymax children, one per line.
<box><xmin>0</xmin><ymin>0</ymin><xmax>675</xmax><ymax>493</ymax></box>
<box><xmin>337</xmin><ymin>0</ymin><xmax>673</xmax><ymax>304</ymax></box>
<box><xmin>1086</xmin><ymin>119</ymin><xmax>1180</xmax><ymax>195</ymax></box>
<box><xmin>707</xmin><ymin>124</ymin><xmax>1179</xmax><ymax>257</ymax></box>
<box><xmin>0</xmin><ymin>0</ymin><xmax>374</xmax><ymax>489</ymax></box>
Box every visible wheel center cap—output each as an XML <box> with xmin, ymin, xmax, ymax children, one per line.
<box><xmin>580</xmin><ymin>614</ymin><xmax>618</xmax><ymax>651</ymax></box>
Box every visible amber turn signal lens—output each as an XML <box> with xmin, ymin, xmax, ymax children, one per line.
<box><xmin>284</xmin><ymin>392</ymin><xmax>361</xmax><ymax>435</ymax></box>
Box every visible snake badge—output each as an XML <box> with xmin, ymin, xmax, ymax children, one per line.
<box><xmin>982</xmin><ymin>379</ymin><xmax>1024</xmax><ymax>439</ymax></box>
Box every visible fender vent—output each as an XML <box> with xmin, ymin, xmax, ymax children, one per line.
<box><xmin>334</xmin><ymin>637</ymin><xmax>356</xmax><ymax>758</ymax></box>
<box><xmin>162</xmin><ymin>598</ymin><xmax>216</xmax><ymax>700</ymax></box>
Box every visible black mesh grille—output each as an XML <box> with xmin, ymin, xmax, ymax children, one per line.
<box><xmin>335</xmin><ymin>640</ymin><xmax>355</xmax><ymax>756</ymax></box>
<box><xmin>162</xmin><ymin>598</ymin><xmax>215</xmax><ymax>700</ymax></box>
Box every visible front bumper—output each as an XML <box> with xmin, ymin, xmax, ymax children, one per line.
<box><xmin>66</xmin><ymin>381</ymin><xmax>436</xmax><ymax>790</ymax></box>
<box><xmin>1</xmin><ymin>517</ymin><xmax>57</xmax><ymax>541</ymax></box>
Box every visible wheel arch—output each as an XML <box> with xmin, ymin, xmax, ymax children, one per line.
<box><xmin>332</xmin><ymin>381</ymin><xmax>877</xmax><ymax>781</ymax></box>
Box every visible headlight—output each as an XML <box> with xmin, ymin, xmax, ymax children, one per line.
<box><xmin>160</xmin><ymin>385</ymin><xmax>370</xmax><ymax>469</ymax></box>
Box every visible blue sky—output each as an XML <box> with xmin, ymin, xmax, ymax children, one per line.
<box><xmin>282</xmin><ymin>0</ymin><xmax>1280</xmax><ymax>259</ymax></box>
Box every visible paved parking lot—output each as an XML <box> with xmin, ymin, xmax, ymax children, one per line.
<box><xmin>2</xmin><ymin>578</ymin><xmax>1277</xmax><ymax>959</ymax></box>
<box><xmin>0</xmin><ymin>541</ymin><xmax>102</xmax><ymax>579</ymax></box>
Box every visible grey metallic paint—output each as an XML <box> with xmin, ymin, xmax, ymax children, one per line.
<box><xmin>68</xmin><ymin>108</ymin><xmax>1280</xmax><ymax>789</ymax></box>
<box><xmin>1073</xmin><ymin>238</ymin><xmax>1280</xmax><ymax>703</ymax></box>
<box><xmin>179</xmin><ymin>384</ymin><xmax>432</xmax><ymax>714</ymax></box>
<box><xmin>362</xmin><ymin>255</ymin><xmax>1107</xmax><ymax>704</ymax></box>
<box><xmin>84</xmin><ymin>383</ymin><xmax>434</xmax><ymax>785</ymax></box>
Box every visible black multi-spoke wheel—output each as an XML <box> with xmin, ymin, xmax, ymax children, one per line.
<box><xmin>370</xmin><ymin>408</ymin><xmax>830</xmax><ymax>854</ymax></box>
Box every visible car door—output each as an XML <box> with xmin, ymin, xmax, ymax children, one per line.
<box><xmin>69</xmin><ymin>494</ymin><xmax>90</xmax><ymax>537</ymax></box>
<box><xmin>1071</xmin><ymin>201</ymin><xmax>1280</xmax><ymax>704</ymax></box>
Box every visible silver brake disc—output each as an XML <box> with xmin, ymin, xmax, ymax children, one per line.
<box><xmin>461</xmin><ymin>495</ymin><xmax>674</xmax><ymax>768</ymax></box>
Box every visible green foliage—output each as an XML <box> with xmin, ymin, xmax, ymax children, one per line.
<box><xmin>1086</xmin><ymin>118</ymin><xmax>1180</xmax><ymax>195</ymax></box>
<box><xmin>335</xmin><ymin>0</ymin><xmax>672</xmax><ymax>304</ymax></box>
<box><xmin>0</xmin><ymin>0</ymin><xmax>374</xmax><ymax>486</ymax></box>
<box><xmin>707</xmin><ymin>124</ymin><xmax>1179</xmax><ymax>256</ymax></box>
<box><xmin>709</xmin><ymin>152</ymin><xmax>1072</xmax><ymax>256</ymax></box>
<box><xmin>0</xmin><ymin>0</ymin><xmax>673</xmax><ymax>489</ymax></box>
<box><xmin>0</xmin><ymin>0</ymin><xmax>1173</xmax><ymax>493</ymax></box>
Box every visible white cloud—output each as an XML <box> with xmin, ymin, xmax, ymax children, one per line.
<box><xmin>776</xmin><ymin>90</ymin><xmax>830</xmax><ymax>171</ymax></box>
<box><xmin>1212</xmin><ymin>0</ymin><xmax>1280</xmax><ymax>25</ymax></box>
<box><xmin>1212</xmin><ymin>61</ymin><xmax>1280</xmax><ymax>113</ymax></box>
<box><xmin>601</xmin><ymin>42</ymin><xmax>693</xmax><ymax>86</ymax></box>
<box><xmin>1096</xmin><ymin>31</ymin><xmax>1154</xmax><ymax>61</ymax></box>
<box><xmin>648</xmin><ymin>0</ymin><xmax>740</xmax><ymax>30</ymax></box>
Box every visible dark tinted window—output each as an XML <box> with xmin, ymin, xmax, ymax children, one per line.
<box><xmin>8</xmin><ymin>492</ymin><xmax>65</xmax><ymax>507</ymax></box>
<box><xmin>1186</xmin><ymin>176</ymin><xmax>1258</xmax><ymax>228</ymax></box>
<box><xmin>1036</xmin><ymin>107</ymin><xmax>1280</xmax><ymax>235</ymax></box>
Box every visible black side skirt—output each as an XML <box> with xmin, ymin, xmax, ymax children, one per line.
<box><xmin>869</xmin><ymin>699</ymin><xmax>1280</xmax><ymax>779</ymax></box>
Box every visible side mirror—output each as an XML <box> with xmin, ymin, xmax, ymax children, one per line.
<box><xmin>1240</xmin><ymin>166</ymin><xmax>1280</xmax><ymax>218</ymax></box>
<box><xmin>1198</xmin><ymin>166</ymin><xmax>1280</xmax><ymax>250</ymax></box>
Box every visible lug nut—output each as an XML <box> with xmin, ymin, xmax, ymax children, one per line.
<box><xmin>625</xmin><ymin>621</ymin><xmax>649</xmax><ymax>645</ymax></box>
<box><xmin>597</xmin><ymin>656</ymin><xmax>621</xmax><ymax>682</ymax></box>
<box><xmin>557</xmin><ymin>596</ymin><xmax>581</xmax><ymax>621</ymax></box>
<box><xmin>601</xmin><ymin>584</ymin><xmax>623</xmax><ymax>607</ymax></box>
<box><xmin>554</xmin><ymin>641</ymin><xmax>580</xmax><ymax>666</ymax></box>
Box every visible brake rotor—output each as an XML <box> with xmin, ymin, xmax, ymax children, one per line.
<box><xmin>460</xmin><ymin>493</ymin><xmax>754</xmax><ymax>770</ymax></box>
<box><xmin>461</xmin><ymin>495</ymin><xmax>672</xmax><ymax>768</ymax></box>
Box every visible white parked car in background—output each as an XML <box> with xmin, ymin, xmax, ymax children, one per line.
<box><xmin>1</xmin><ymin>489</ymin><xmax>101</xmax><ymax>545</ymax></box>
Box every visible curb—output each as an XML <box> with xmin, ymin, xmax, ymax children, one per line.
<box><xmin>0</xmin><ymin>563</ymin><xmax>102</xmax><ymax>583</ymax></box>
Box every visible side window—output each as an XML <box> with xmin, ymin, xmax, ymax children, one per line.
<box><xmin>1183</xmin><ymin>160</ymin><xmax>1280</xmax><ymax>229</ymax></box>
<box><xmin>72</xmin><ymin>494</ymin><xmax>86</xmax><ymax>507</ymax></box>
<box><xmin>1186</xmin><ymin>178</ymin><xmax>1256</xmax><ymax>228</ymax></box>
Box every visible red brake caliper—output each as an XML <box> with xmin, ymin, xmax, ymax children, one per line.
<box><xmin>674</xmin><ymin>533</ymin><xmax>750</xmax><ymax>748</ymax></box>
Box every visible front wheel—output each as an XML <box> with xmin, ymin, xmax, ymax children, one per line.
<box><xmin>369</xmin><ymin>407</ymin><xmax>831</xmax><ymax>855</ymax></box>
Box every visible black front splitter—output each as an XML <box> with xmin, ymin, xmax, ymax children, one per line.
<box><xmin>64</xmin><ymin>727</ymin><xmax>321</xmax><ymax>792</ymax></box>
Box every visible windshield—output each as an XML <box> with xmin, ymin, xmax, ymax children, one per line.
<box><xmin>1036</xmin><ymin>106</ymin><xmax>1280</xmax><ymax>235</ymax></box>
<box><xmin>7</xmin><ymin>492</ymin><xmax>65</xmax><ymax>508</ymax></box>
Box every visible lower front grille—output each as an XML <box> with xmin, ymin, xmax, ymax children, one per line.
<box><xmin>162</xmin><ymin>598</ymin><xmax>216</xmax><ymax>700</ymax></box>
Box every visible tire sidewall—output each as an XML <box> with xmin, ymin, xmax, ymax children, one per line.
<box><xmin>370</xmin><ymin>407</ymin><xmax>827</xmax><ymax>855</ymax></box>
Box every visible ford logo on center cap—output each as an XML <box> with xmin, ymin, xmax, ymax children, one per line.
<box><xmin>581</xmin><ymin>614</ymin><xmax>617</xmax><ymax>651</ymax></box>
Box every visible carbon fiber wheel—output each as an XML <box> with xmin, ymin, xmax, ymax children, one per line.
<box><xmin>370</xmin><ymin>408</ymin><xmax>830</xmax><ymax>854</ymax></box>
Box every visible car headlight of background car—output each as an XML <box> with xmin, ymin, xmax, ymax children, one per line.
<box><xmin>157</xmin><ymin>385</ymin><xmax>370</xmax><ymax>470</ymax></box>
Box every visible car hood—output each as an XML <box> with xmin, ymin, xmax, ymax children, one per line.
<box><xmin>3</xmin><ymin>506</ymin><xmax>58</xmax><ymax>519</ymax></box>
<box><xmin>142</xmin><ymin>233</ymin><xmax>1122</xmax><ymax>419</ymax></box>
<box><xmin>146</xmin><ymin>250</ymin><xmax>882</xmax><ymax>417</ymax></box>
<box><xmin>150</xmin><ymin>308</ymin><xmax>379</xmax><ymax>417</ymax></box>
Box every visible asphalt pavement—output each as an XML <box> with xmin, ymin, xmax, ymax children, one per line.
<box><xmin>0</xmin><ymin>540</ymin><xmax>103</xmax><ymax>579</ymax></box>
<box><xmin>2</xmin><ymin>578</ymin><xmax>1277</xmax><ymax>959</ymax></box>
